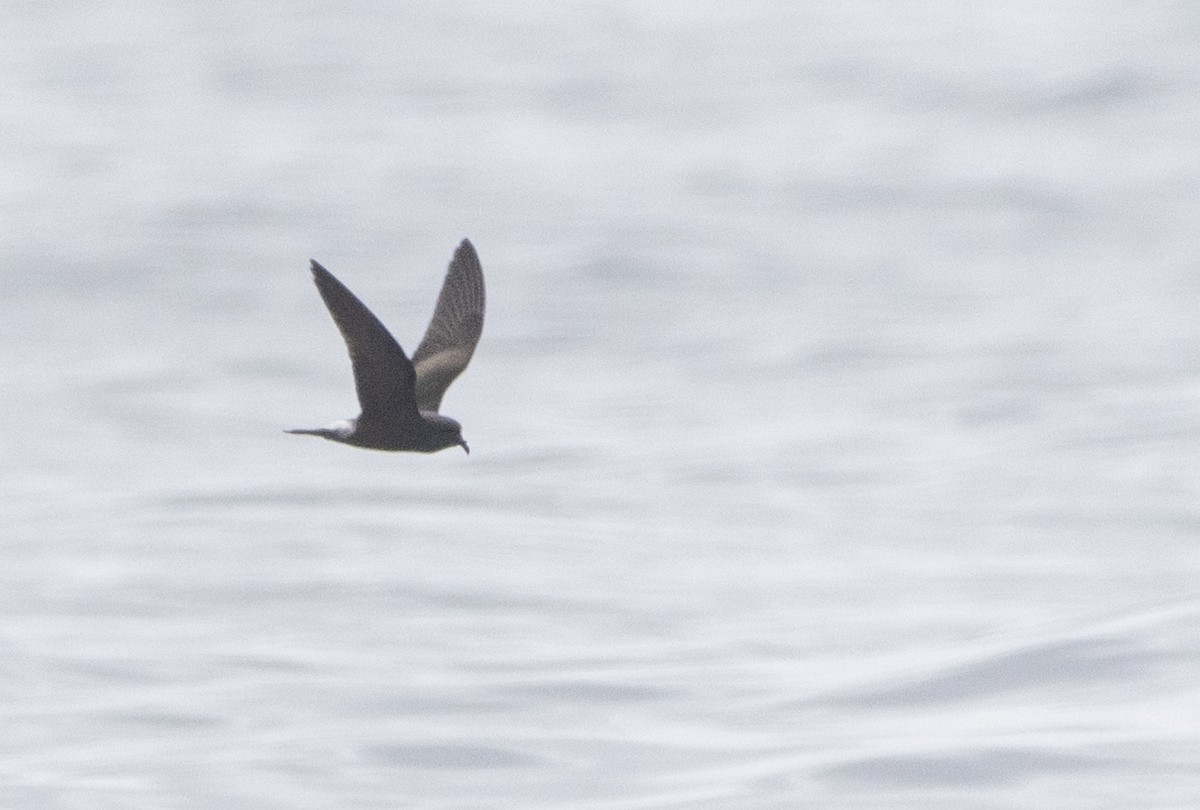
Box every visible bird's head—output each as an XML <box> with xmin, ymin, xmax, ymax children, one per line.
<box><xmin>424</xmin><ymin>413</ymin><xmax>469</xmax><ymax>454</ymax></box>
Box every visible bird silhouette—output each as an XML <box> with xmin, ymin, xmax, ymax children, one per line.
<box><xmin>286</xmin><ymin>239</ymin><xmax>485</xmax><ymax>453</ymax></box>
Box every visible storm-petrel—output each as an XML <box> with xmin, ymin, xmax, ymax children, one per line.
<box><xmin>286</xmin><ymin>239</ymin><xmax>484</xmax><ymax>453</ymax></box>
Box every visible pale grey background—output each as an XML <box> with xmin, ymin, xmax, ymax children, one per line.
<box><xmin>2</xmin><ymin>2</ymin><xmax>1199</xmax><ymax>807</ymax></box>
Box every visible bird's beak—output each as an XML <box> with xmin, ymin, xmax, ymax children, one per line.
<box><xmin>460</xmin><ymin>439</ymin><xmax>470</xmax><ymax>454</ymax></box>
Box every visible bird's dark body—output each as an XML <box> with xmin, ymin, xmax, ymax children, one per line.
<box><xmin>286</xmin><ymin>239</ymin><xmax>485</xmax><ymax>454</ymax></box>
<box><xmin>348</xmin><ymin>413</ymin><xmax>464</xmax><ymax>452</ymax></box>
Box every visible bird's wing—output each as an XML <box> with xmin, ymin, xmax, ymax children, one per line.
<box><xmin>411</xmin><ymin>239</ymin><xmax>486</xmax><ymax>412</ymax></box>
<box><xmin>309</xmin><ymin>260</ymin><xmax>421</xmax><ymax>425</ymax></box>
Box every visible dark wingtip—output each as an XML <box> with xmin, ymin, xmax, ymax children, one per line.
<box><xmin>309</xmin><ymin>259</ymin><xmax>328</xmax><ymax>276</ymax></box>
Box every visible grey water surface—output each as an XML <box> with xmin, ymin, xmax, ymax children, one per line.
<box><xmin>2</xmin><ymin>2</ymin><xmax>1199</xmax><ymax>808</ymax></box>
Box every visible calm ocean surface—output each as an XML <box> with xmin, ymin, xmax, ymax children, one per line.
<box><xmin>2</xmin><ymin>2</ymin><xmax>1199</xmax><ymax>807</ymax></box>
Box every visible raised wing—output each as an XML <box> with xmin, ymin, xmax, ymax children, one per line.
<box><xmin>411</xmin><ymin>239</ymin><xmax>486</xmax><ymax>412</ymax></box>
<box><xmin>309</xmin><ymin>260</ymin><xmax>420</xmax><ymax>425</ymax></box>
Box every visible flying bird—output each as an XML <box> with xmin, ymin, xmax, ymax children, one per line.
<box><xmin>287</xmin><ymin>239</ymin><xmax>485</xmax><ymax>453</ymax></box>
